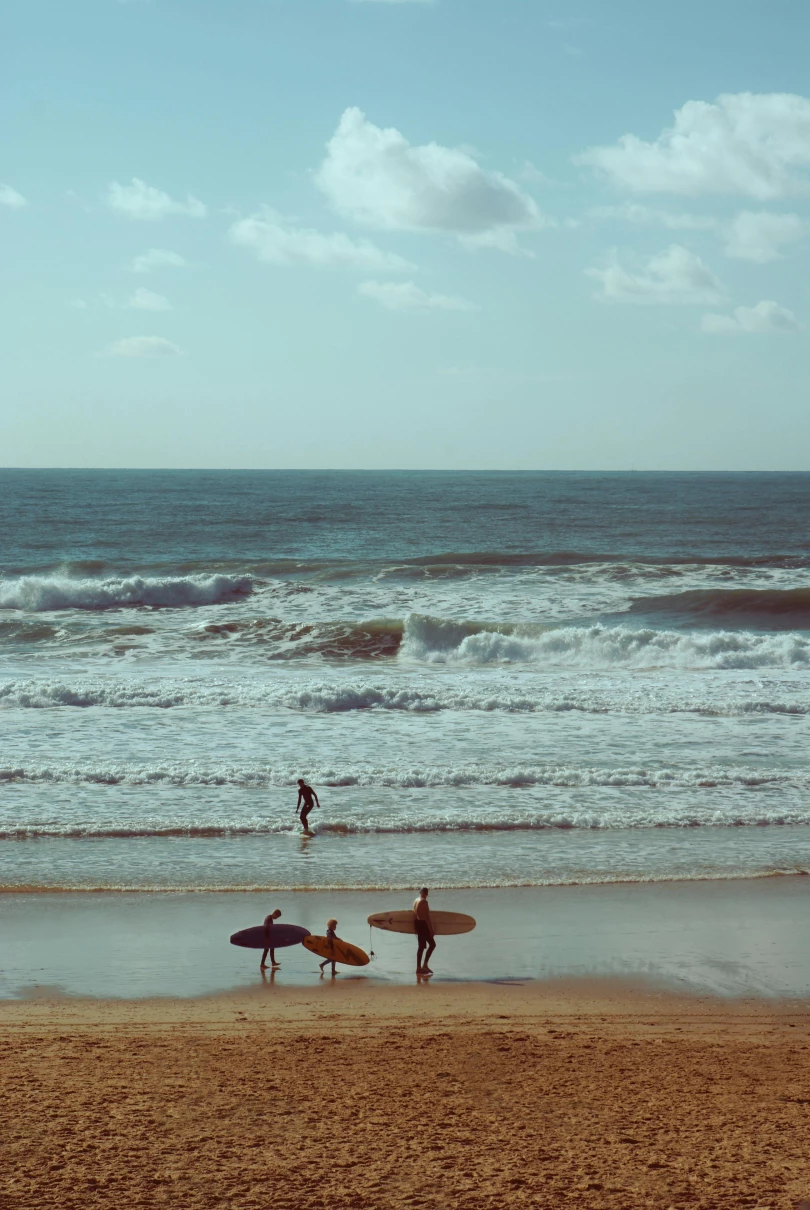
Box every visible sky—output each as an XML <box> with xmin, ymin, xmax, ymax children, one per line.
<box><xmin>1</xmin><ymin>0</ymin><xmax>809</xmax><ymax>469</ymax></box>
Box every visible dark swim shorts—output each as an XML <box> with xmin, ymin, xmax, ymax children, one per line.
<box><xmin>415</xmin><ymin>921</ymin><xmax>434</xmax><ymax>944</ymax></box>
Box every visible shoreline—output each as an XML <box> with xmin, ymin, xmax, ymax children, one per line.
<box><xmin>2</xmin><ymin>866</ymin><xmax>809</xmax><ymax>893</ymax></box>
<box><xmin>5</xmin><ymin>976</ymin><xmax>810</xmax><ymax>1036</ymax></box>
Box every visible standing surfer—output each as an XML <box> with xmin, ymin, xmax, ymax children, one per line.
<box><xmin>260</xmin><ymin>908</ymin><xmax>282</xmax><ymax>970</ymax></box>
<box><xmin>295</xmin><ymin>779</ymin><xmax>320</xmax><ymax>833</ymax></box>
<box><xmin>414</xmin><ymin>887</ymin><xmax>436</xmax><ymax>975</ymax></box>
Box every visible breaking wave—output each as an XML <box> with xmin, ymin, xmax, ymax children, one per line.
<box><xmin>2</xmin><ymin>675</ymin><xmax>809</xmax><ymax>715</ymax></box>
<box><xmin>1</xmin><ymin>761</ymin><xmax>807</xmax><ymax>790</ymax></box>
<box><xmin>0</xmin><ymin>573</ymin><xmax>256</xmax><ymax>612</ymax></box>
<box><xmin>400</xmin><ymin>613</ymin><xmax>810</xmax><ymax>669</ymax></box>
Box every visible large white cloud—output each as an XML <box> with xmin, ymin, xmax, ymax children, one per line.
<box><xmin>229</xmin><ymin>207</ymin><xmax>414</xmax><ymax>271</ymax></box>
<box><xmin>101</xmin><ymin>336</ymin><xmax>183</xmax><ymax>358</ymax></box>
<box><xmin>129</xmin><ymin>248</ymin><xmax>187</xmax><ymax>273</ymax></box>
<box><xmin>722</xmin><ymin>210</ymin><xmax>805</xmax><ymax>263</ymax></box>
<box><xmin>587</xmin><ymin>243</ymin><xmax>725</xmax><ymax>305</ymax></box>
<box><xmin>0</xmin><ymin>183</ymin><xmax>27</xmax><ymax>208</ymax></box>
<box><xmin>316</xmin><ymin>108</ymin><xmax>544</xmax><ymax>246</ymax></box>
<box><xmin>577</xmin><ymin>92</ymin><xmax>810</xmax><ymax>199</ymax></box>
<box><xmin>358</xmin><ymin>280</ymin><xmax>477</xmax><ymax>311</ymax></box>
<box><xmin>127</xmin><ymin>288</ymin><xmax>171</xmax><ymax>311</ymax></box>
<box><xmin>106</xmin><ymin>178</ymin><xmax>206</xmax><ymax>220</ymax></box>
<box><xmin>701</xmin><ymin>300</ymin><xmax>802</xmax><ymax>333</ymax></box>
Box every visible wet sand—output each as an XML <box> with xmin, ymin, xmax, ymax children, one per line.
<box><xmin>3</xmin><ymin>979</ymin><xmax>810</xmax><ymax>1209</ymax></box>
<box><xmin>3</xmin><ymin>875</ymin><xmax>810</xmax><ymax>1001</ymax></box>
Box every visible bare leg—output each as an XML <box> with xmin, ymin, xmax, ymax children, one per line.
<box><xmin>271</xmin><ymin>949</ymin><xmax>280</xmax><ymax>967</ymax></box>
<box><xmin>416</xmin><ymin>939</ymin><xmax>425</xmax><ymax>973</ymax></box>
<box><xmin>422</xmin><ymin>937</ymin><xmax>436</xmax><ymax>973</ymax></box>
<box><xmin>260</xmin><ymin>947</ymin><xmax>269</xmax><ymax>969</ymax></box>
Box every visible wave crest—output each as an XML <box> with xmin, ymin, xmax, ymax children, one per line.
<box><xmin>0</xmin><ymin>573</ymin><xmax>256</xmax><ymax>612</ymax></box>
<box><xmin>1</xmin><ymin>762</ymin><xmax>806</xmax><ymax>790</ymax></box>
<box><xmin>400</xmin><ymin>613</ymin><xmax>810</xmax><ymax>669</ymax></box>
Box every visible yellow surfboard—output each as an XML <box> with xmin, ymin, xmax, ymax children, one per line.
<box><xmin>303</xmin><ymin>934</ymin><xmax>370</xmax><ymax>967</ymax></box>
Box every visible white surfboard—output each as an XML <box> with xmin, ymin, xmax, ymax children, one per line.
<box><xmin>367</xmin><ymin>910</ymin><xmax>476</xmax><ymax>936</ymax></box>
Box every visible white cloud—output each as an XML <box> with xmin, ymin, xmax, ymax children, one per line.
<box><xmin>358</xmin><ymin>280</ymin><xmax>477</xmax><ymax>311</ymax></box>
<box><xmin>101</xmin><ymin>336</ymin><xmax>183</xmax><ymax>358</ymax></box>
<box><xmin>458</xmin><ymin>227</ymin><xmax>539</xmax><ymax>255</ymax></box>
<box><xmin>577</xmin><ymin>92</ymin><xmax>810</xmax><ymax>199</ymax></box>
<box><xmin>127</xmin><ymin>287</ymin><xmax>171</xmax><ymax>311</ymax></box>
<box><xmin>129</xmin><ymin>248</ymin><xmax>187</xmax><ymax>273</ymax></box>
<box><xmin>228</xmin><ymin>207</ymin><xmax>414</xmax><ymax>270</ymax></box>
<box><xmin>0</xmin><ymin>184</ymin><xmax>27</xmax><ymax>208</ymax></box>
<box><xmin>68</xmin><ymin>298</ymin><xmax>89</xmax><ymax>310</ymax></box>
<box><xmin>701</xmin><ymin>300</ymin><xmax>802</xmax><ymax>333</ymax></box>
<box><xmin>586</xmin><ymin>243</ymin><xmax>725</xmax><ymax>305</ymax></box>
<box><xmin>591</xmin><ymin>202</ymin><xmax>717</xmax><ymax>230</ymax></box>
<box><xmin>316</xmin><ymin>107</ymin><xmax>545</xmax><ymax>248</ymax></box>
<box><xmin>722</xmin><ymin>210</ymin><xmax>805</xmax><ymax>263</ymax></box>
<box><xmin>592</xmin><ymin>202</ymin><xmax>806</xmax><ymax>262</ymax></box>
<box><xmin>105</xmin><ymin>178</ymin><xmax>206</xmax><ymax>220</ymax></box>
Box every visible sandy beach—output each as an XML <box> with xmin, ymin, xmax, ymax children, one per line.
<box><xmin>3</xmin><ymin>979</ymin><xmax>810</xmax><ymax>1210</ymax></box>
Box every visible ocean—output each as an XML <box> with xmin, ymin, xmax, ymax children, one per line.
<box><xmin>1</xmin><ymin>469</ymin><xmax>809</xmax><ymax>893</ymax></box>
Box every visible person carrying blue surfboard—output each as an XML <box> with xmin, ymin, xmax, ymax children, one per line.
<box><xmin>260</xmin><ymin>908</ymin><xmax>282</xmax><ymax>970</ymax></box>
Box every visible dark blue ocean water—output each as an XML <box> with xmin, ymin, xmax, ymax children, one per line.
<box><xmin>1</xmin><ymin>470</ymin><xmax>809</xmax><ymax>572</ymax></box>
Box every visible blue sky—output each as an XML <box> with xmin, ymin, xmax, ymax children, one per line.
<box><xmin>2</xmin><ymin>0</ymin><xmax>809</xmax><ymax>469</ymax></box>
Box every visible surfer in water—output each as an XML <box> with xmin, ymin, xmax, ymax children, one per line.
<box><xmin>319</xmin><ymin>918</ymin><xmax>338</xmax><ymax>976</ymax></box>
<box><xmin>414</xmin><ymin>887</ymin><xmax>436</xmax><ymax>975</ymax></box>
<box><xmin>295</xmin><ymin>778</ymin><xmax>320</xmax><ymax>833</ymax></box>
<box><xmin>260</xmin><ymin>908</ymin><xmax>282</xmax><ymax>970</ymax></box>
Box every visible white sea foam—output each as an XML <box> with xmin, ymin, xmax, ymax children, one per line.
<box><xmin>400</xmin><ymin>613</ymin><xmax>810</xmax><ymax>669</ymax></box>
<box><xmin>1</xmin><ymin>760</ymin><xmax>807</xmax><ymax>791</ymax></box>
<box><xmin>0</xmin><ymin>573</ymin><xmax>255</xmax><ymax>612</ymax></box>
<box><xmin>2</xmin><ymin>675</ymin><xmax>809</xmax><ymax>715</ymax></box>
<box><xmin>4</xmin><ymin>800</ymin><xmax>810</xmax><ymax>838</ymax></box>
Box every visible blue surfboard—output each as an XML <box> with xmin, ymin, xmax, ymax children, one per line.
<box><xmin>230</xmin><ymin>924</ymin><xmax>311</xmax><ymax>949</ymax></box>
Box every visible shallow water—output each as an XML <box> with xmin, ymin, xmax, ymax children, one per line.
<box><xmin>3</xmin><ymin>879</ymin><xmax>809</xmax><ymax>1000</ymax></box>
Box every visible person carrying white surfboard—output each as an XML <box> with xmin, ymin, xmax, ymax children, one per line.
<box><xmin>413</xmin><ymin>888</ymin><xmax>436</xmax><ymax>975</ymax></box>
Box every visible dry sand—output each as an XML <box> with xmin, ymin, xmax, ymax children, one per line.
<box><xmin>3</xmin><ymin>979</ymin><xmax>810</xmax><ymax>1210</ymax></box>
